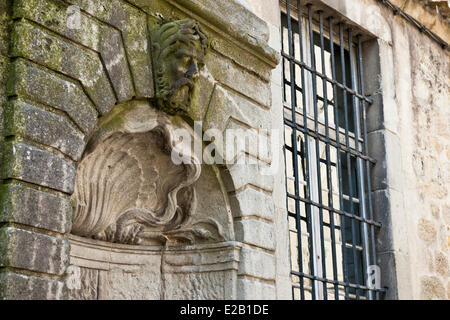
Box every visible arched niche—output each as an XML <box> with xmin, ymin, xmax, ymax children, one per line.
<box><xmin>66</xmin><ymin>100</ymin><xmax>239</xmax><ymax>300</ymax></box>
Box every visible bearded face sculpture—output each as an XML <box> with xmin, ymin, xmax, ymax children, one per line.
<box><xmin>151</xmin><ymin>18</ymin><xmax>208</xmax><ymax>117</ymax></box>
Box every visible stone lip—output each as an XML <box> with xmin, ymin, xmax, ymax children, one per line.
<box><xmin>169</xmin><ymin>0</ymin><xmax>280</xmax><ymax>66</ymax></box>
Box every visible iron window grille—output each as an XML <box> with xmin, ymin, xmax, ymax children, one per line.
<box><xmin>281</xmin><ymin>0</ymin><xmax>385</xmax><ymax>300</ymax></box>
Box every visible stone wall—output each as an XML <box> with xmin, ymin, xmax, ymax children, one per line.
<box><xmin>0</xmin><ymin>0</ymin><xmax>279</xmax><ymax>299</ymax></box>
<box><xmin>400</xmin><ymin>18</ymin><xmax>449</xmax><ymax>300</ymax></box>
<box><xmin>0</xmin><ymin>0</ymin><xmax>448</xmax><ymax>300</ymax></box>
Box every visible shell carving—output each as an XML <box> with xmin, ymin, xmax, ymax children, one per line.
<box><xmin>71</xmin><ymin>103</ymin><xmax>223</xmax><ymax>245</ymax></box>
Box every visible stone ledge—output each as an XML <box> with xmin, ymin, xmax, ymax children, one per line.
<box><xmin>131</xmin><ymin>0</ymin><xmax>280</xmax><ymax>67</ymax></box>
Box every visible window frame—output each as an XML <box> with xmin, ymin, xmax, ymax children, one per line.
<box><xmin>281</xmin><ymin>0</ymin><xmax>384</xmax><ymax>300</ymax></box>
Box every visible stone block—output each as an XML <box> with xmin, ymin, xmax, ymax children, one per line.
<box><xmin>237</xmin><ymin>277</ymin><xmax>276</xmax><ymax>299</ymax></box>
<box><xmin>229</xmin><ymin>187</ymin><xmax>275</xmax><ymax>221</ymax></box>
<box><xmin>238</xmin><ymin>246</ymin><xmax>276</xmax><ymax>280</ymax></box>
<box><xmin>0</xmin><ymin>227</ymin><xmax>69</xmax><ymax>276</ymax></box>
<box><xmin>223</xmin><ymin>160</ymin><xmax>274</xmax><ymax>193</ymax></box>
<box><xmin>8</xmin><ymin>59</ymin><xmax>97</xmax><ymax>134</ymax></box>
<box><xmin>235</xmin><ymin>219</ymin><xmax>275</xmax><ymax>251</ymax></box>
<box><xmin>4</xmin><ymin>99</ymin><xmax>85</xmax><ymax>161</ymax></box>
<box><xmin>10</xmin><ymin>20</ymin><xmax>116</xmax><ymax>113</ymax></box>
<box><xmin>0</xmin><ymin>272</ymin><xmax>66</xmax><ymax>300</ymax></box>
<box><xmin>13</xmin><ymin>0</ymin><xmax>135</xmax><ymax>102</ymax></box>
<box><xmin>2</xmin><ymin>141</ymin><xmax>76</xmax><ymax>194</ymax></box>
<box><xmin>0</xmin><ymin>183</ymin><xmax>72</xmax><ymax>234</ymax></box>
<box><xmin>67</xmin><ymin>0</ymin><xmax>153</xmax><ymax>98</ymax></box>
<box><xmin>371</xmin><ymin>189</ymin><xmax>394</xmax><ymax>253</ymax></box>
<box><xmin>205</xmin><ymin>53</ymin><xmax>271</xmax><ymax>107</ymax></box>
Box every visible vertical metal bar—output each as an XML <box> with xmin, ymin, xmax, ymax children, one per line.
<box><xmin>348</xmin><ymin>28</ymin><xmax>368</xmax><ymax>300</ymax></box>
<box><xmin>296</xmin><ymin>0</ymin><xmax>316</xmax><ymax>300</ymax></box>
<box><xmin>285</xmin><ymin>0</ymin><xmax>306</xmax><ymax>300</ymax></box>
<box><xmin>357</xmin><ymin>35</ymin><xmax>379</xmax><ymax>300</ymax></box>
<box><xmin>319</xmin><ymin>11</ymin><xmax>339</xmax><ymax>299</ymax></box>
<box><xmin>307</xmin><ymin>4</ymin><xmax>327</xmax><ymax>300</ymax></box>
<box><xmin>339</xmin><ymin>23</ymin><xmax>361</xmax><ymax>300</ymax></box>
<box><xmin>329</xmin><ymin>18</ymin><xmax>349</xmax><ymax>300</ymax></box>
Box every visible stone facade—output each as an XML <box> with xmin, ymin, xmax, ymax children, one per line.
<box><xmin>0</xmin><ymin>0</ymin><xmax>448</xmax><ymax>300</ymax></box>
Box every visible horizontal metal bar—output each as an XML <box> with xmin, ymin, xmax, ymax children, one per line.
<box><xmin>284</xmin><ymin>118</ymin><xmax>377</xmax><ymax>164</ymax></box>
<box><xmin>291</xmin><ymin>270</ymin><xmax>387</xmax><ymax>293</ymax></box>
<box><xmin>287</xmin><ymin>192</ymin><xmax>382</xmax><ymax>228</ymax></box>
<box><xmin>281</xmin><ymin>52</ymin><xmax>374</xmax><ymax>104</ymax></box>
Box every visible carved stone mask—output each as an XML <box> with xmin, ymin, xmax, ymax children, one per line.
<box><xmin>151</xmin><ymin>18</ymin><xmax>208</xmax><ymax>116</ymax></box>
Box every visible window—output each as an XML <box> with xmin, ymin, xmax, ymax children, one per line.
<box><xmin>281</xmin><ymin>0</ymin><xmax>384</xmax><ymax>300</ymax></box>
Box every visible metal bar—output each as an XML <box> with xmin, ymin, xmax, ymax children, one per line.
<box><xmin>284</xmin><ymin>0</ymin><xmax>306</xmax><ymax>300</ymax></box>
<box><xmin>280</xmin><ymin>52</ymin><xmax>373</xmax><ymax>104</ymax></box>
<box><xmin>282</xmin><ymin>2</ymin><xmax>382</xmax><ymax>300</ymax></box>
<box><xmin>357</xmin><ymin>35</ymin><xmax>380</xmax><ymax>300</ymax></box>
<box><xmin>319</xmin><ymin>10</ymin><xmax>339</xmax><ymax>300</ymax></box>
<box><xmin>348</xmin><ymin>28</ymin><xmax>368</xmax><ymax>299</ymax></box>
<box><xmin>339</xmin><ymin>22</ymin><xmax>362</xmax><ymax>300</ymax></box>
<box><xmin>295</xmin><ymin>0</ymin><xmax>317</xmax><ymax>300</ymax></box>
<box><xmin>287</xmin><ymin>193</ymin><xmax>382</xmax><ymax>227</ymax></box>
<box><xmin>284</xmin><ymin>118</ymin><xmax>376</xmax><ymax>164</ymax></box>
<box><xmin>327</xmin><ymin>20</ymin><xmax>350</xmax><ymax>299</ymax></box>
<box><xmin>291</xmin><ymin>270</ymin><xmax>387</xmax><ymax>293</ymax></box>
<box><xmin>328</xmin><ymin>17</ymin><xmax>351</xmax><ymax>300</ymax></box>
<box><xmin>307</xmin><ymin>5</ymin><xmax>327</xmax><ymax>299</ymax></box>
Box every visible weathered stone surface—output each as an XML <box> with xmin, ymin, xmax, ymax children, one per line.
<box><xmin>417</xmin><ymin>218</ymin><xmax>437</xmax><ymax>245</ymax></box>
<box><xmin>237</xmin><ymin>277</ymin><xmax>276</xmax><ymax>300</ymax></box>
<box><xmin>97</xmin><ymin>267</ymin><xmax>161</xmax><ymax>300</ymax></box>
<box><xmin>163</xmin><ymin>272</ymin><xmax>229</xmax><ymax>299</ymax></box>
<box><xmin>371</xmin><ymin>189</ymin><xmax>394</xmax><ymax>253</ymax></box>
<box><xmin>0</xmin><ymin>0</ymin><xmax>10</xmax><ymax>57</ymax></box>
<box><xmin>0</xmin><ymin>227</ymin><xmax>69</xmax><ymax>275</ymax></box>
<box><xmin>191</xmin><ymin>67</ymin><xmax>216</xmax><ymax>122</ymax></box>
<box><xmin>67</xmin><ymin>266</ymin><xmax>99</xmax><ymax>300</ymax></box>
<box><xmin>69</xmin><ymin>235</ymin><xmax>240</xmax><ymax>299</ymax></box>
<box><xmin>0</xmin><ymin>183</ymin><xmax>72</xmax><ymax>233</ymax></box>
<box><xmin>0</xmin><ymin>54</ymin><xmax>8</xmax><ymax>163</ymax></box>
<box><xmin>68</xmin><ymin>0</ymin><xmax>153</xmax><ymax>98</ymax></box>
<box><xmin>229</xmin><ymin>187</ymin><xmax>275</xmax><ymax>221</ymax></box>
<box><xmin>8</xmin><ymin>59</ymin><xmax>97</xmax><ymax>134</ymax></box>
<box><xmin>235</xmin><ymin>219</ymin><xmax>275</xmax><ymax>251</ymax></box>
<box><xmin>10</xmin><ymin>20</ymin><xmax>116</xmax><ymax>113</ymax></box>
<box><xmin>435</xmin><ymin>251</ymin><xmax>449</xmax><ymax>277</ymax></box>
<box><xmin>223</xmin><ymin>160</ymin><xmax>274</xmax><ymax>192</ymax></box>
<box><xmin>2</xmin><ymin>141</ymin><xmax>76</xmax><ymax>194</ymax></box>
<box><xmin>205</xmin><ymin>53</ymin><xmax>271</xmax><ymax>107</ymax></box>
<box><xmin>238</xmin><ymin>246</ymin><xmax>275</xmax><ymax>280</ymax></box>
<box><xmin>4</xmin><ymin>99</ymin><xmax>85</xmax><ymax>161</ymax></box>
<box><xmin>389</xmin><ymin>0</ymin><xmax>450</xmax><ymax>44</ymax></box>
<box><xmin>0</xmin><ymin>272</ymin><xmax>66</xmax><ymax>300</ymax></box>
<box><xmin>420</xmin><ymin>275</ymin><xmax>447</xmax><ymax>299</ymax></box>
<box><xmin>13</xmin><ymin>0</ymin><xmax>135</xmax><ymax>102</ymax></box>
